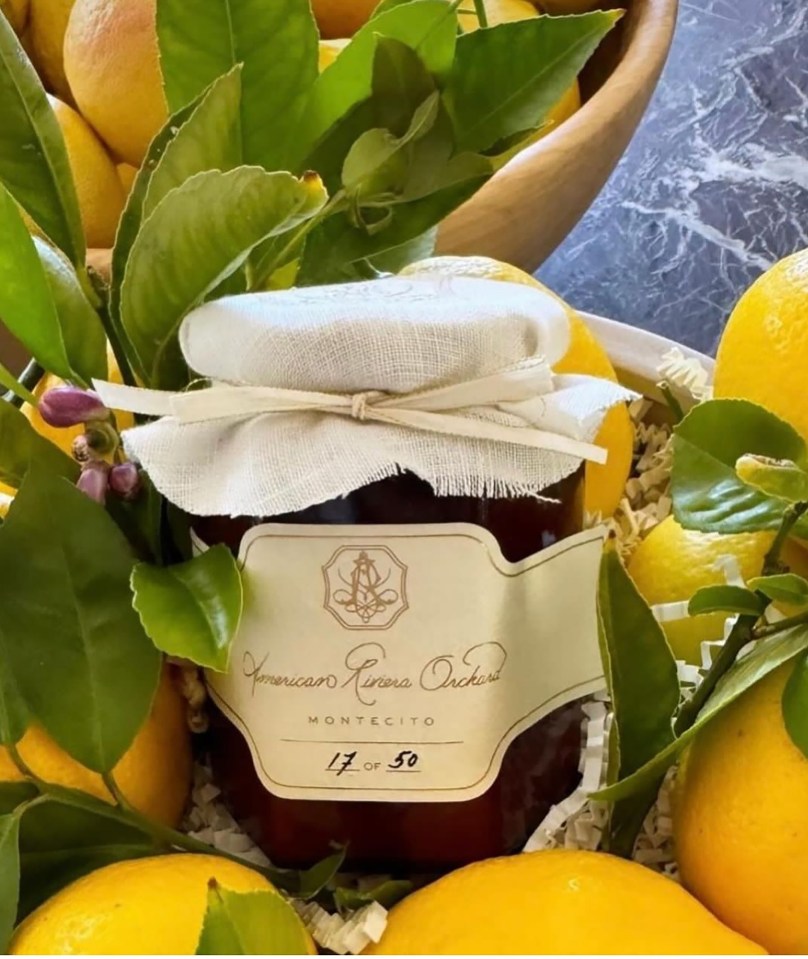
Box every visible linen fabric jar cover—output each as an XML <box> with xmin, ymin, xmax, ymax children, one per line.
<box><xmin>95</xmin><ymin>276</ymin><xmax>637</xmax><ymax>515</ymax></box>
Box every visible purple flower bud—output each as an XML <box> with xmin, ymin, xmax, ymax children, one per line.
<box><xmin>77</xmin><ymin>461</ymin><xmax>110</xmax><ymax>504</ymax></box>
<box><xmin>38</xmin><ymin>387</ymin><xmax>109</xmax><ymax>429</ymax></box>
<box><xmin>109</xmin><ymin>462</ymin><xmax>142</xmax><ymax>501</ymax></box>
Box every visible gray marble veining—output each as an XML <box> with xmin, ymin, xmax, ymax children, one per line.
<box><xmin>538</xmin><ymin>0</ymin><xmax>807</xmax><ymax>356</ymax></box>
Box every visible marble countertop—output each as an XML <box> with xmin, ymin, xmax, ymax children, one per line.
<box><xmin>538</xmin><ymin>0</ymin><xmax>807</xmax><ymax>358</ymax></box>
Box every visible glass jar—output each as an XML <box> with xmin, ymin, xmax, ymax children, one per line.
<box><xmin>196</xmin><ymin>466</ymin><xmax>587</xmax><ymax>871</ymax></box>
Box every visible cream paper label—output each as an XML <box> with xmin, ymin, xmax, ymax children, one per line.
<box><xmin>205</xmin><ymin>523</ymin><xmax>606</xmax><ymax>803</ymax></box>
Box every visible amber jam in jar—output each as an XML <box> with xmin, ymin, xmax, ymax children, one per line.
<box><xmin>197</xmin><ymin>467</ymin><xmax>587</xmax><ymax>872</ymax></box>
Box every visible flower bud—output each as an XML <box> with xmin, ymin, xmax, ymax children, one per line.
<box><xmin>77</xmin><ymin>461</ymin><xmax>110</xmax><ymax>504</ymax></box>
<box><xmin>39</xmin><ymin>387</ymin><xmax>109</xmax><ymax>429</ymax></box>
<box><xmin>71</xmin><ymin>434</ymin><xmax>92</xmax><ymax>464</ymax></box>
<box><xmin>109</xmin><ymin>462</ymin><xmax>141</xmax><ymax>501</ymax></box>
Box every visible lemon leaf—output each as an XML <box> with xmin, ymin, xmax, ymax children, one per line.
<box><xmin>158</xmin><ymin>0</ymin><xmax>318</xmax><ymax>171</ymax></box>
<box><xmin>0</xmin><ymin>811</ymin><xmax>21</xmax><ymax>952</ymax></box>
<box><xmin>672</xmin><ymin>399</ymin><xmax>808</xmax><ymax>536</ymax></box>
<box><xmin>0</xmin><ymin>17</ymin><xmax>84</xmax><ymax>266</ymax></box>
<box><xmin>0</xmin><ymin>617</ymin><xmax>28</xmax><ymax>746</ymax></box>
<box><xmin>444</xmin><ymin>10</ymin><xmax>620</xmax><ymax>153</ymax></box>
<box><xmin>749</xmin><ymin>573</ymin><xmax>808</xmax><ymax>607</ymax></box>
<box><xmin>0</xmin><ymin>399</ymin><xmax>77</xmax><ymax>490</ymax></box>
<box><xmin>782</xmin><ymin>651</ymin><xmax>808</xmax><ymax>760</ymax></box>
<box><xmin>196</xmin><ymin>883</ymin><xmax>312</xmax><ymax>955</ymax></box>
<box><xmin>131</xmin><ymin>547</ymin><xmax>243</xmax><ymax>672</ymax></box>
<box><xmin>0</xmin><ymin>470</ymin><xmax>161</xmax><ymax>772</ymax></box>
<box><xmin>688</xmin><ymin>585</ymin><xmax>767</xmax><ymax>617</ymax></box>
<box><xmin>15</xmin><ymin>788</ymin><xmax>158</xmax><ymax>920</ymax></box>
<box><xmin>595</xmin><ymin>623</ymin><xmax>808</xmax><ymax>802</ymax></box>
<box><xmin>33</xmin><ymin>239</ymin><xmax>107</xmax><ymax>385</ymax></box>
<box><xmin>119</xmin><ymin>167</ymin><xmax>327</xmax><ymax>389</ymax></box>
<box><xmin>596</xmin><ymin>547</ymin><xmax>678</xmax><ymax>853</ymax></box>
<box><xmin>735</xmin><ymin>454</ymin><xmax>808</xmax><ymax>504</ymax></box>
<box><xmin>291</xmin><ymin>0</ymin><xmax>459</xmax><ymax>168</ymax></box>
<box><xmin>334</xmin><ymin>879</ymin><xmax>411</xmax><ymax>915</ymax></box>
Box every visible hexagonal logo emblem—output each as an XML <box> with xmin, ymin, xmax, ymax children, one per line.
<box><xmin>323</xmin><ymin>546</ymin><xmax>409</xmax><ymax>630</ymax></box>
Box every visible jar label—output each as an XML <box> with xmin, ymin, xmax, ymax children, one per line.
<box><xmin>204</xmin><ymin>524</ymin><xmax>606</xmax><ymax>803</ymax></box>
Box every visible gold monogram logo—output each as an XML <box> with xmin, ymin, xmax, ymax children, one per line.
<box><xmin>323</xmin><ymin>546</ymin><xmax>409</xmax><ymax>630</ymax></box>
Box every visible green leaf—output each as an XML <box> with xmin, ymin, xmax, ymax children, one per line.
<box><xmin>0</xmin><ymin>399</ymin><xmax>77</xmax><ymax>489</ymax></box>
<box><xmin>0</xmin><ymin>811</ymin><xmax>21</xmax><ymax>951</ymax></box>
<box><xmin>370</xmin><ymin>35</ymin><xmax>438</xmax><ymax>137</ymax></box>
<box><xmin>33</xmin><ymin>240</ymin><xmax>107</xmax><ymax>385</ymax></box>
<box><xmin>735</xmin><ymin>454</ymin><xmax>808</xmax><ymax>504</ymax></box>
<box><xmin>157</xmin><ymin>0</ymin><xmax>318</xmax><ymax>170</ymax></box>
<box><xmin>0</xmin><ymin>783</ymin><xmax>37</xmax><ymax>816</ymax></box>
<box><xmin>294</xmin><ymin>847</ymin><xmax>346</xmax><ymax>900</ymax></box>
<box><xmin>0</xmin><ymin>617</ymin><xmax>28</xmax><ymax>745</ymax></box>
<box><xmin>444</xmin><ymin>10</ymin><xmax>620</xmax><ymax>153</ymax></box>
<box><xmin>292</xmin><ymin>1</ymin><xmax>459</xmax><ymax>167</ymax></box>
<box><xmin>0</xmin><ymin>184</ymin><xmax>74</xmax><ymax>382</ymax></box>
<box><xmin>0</xmin><ymin>471</ymin><xmax>161</xmax><ymax>772</ymax></box>
<box><xmin>196</xmin><ymin>884</ymin><xmax>312</xmax><ymax>955</ymax></box>
<box><xmin>131</xmin><ymin>546</ymin><xmax>243</xmax><ymax>672</ymax></box>
<box><xmin>782</xmin><ymin>651</ymin><xmax>808</xmax><ymax>760</ymax></box>
<box><xmin>688</xmin><ymin>584</ymin><xmax>767</xmax><ymax>618</ymax></box>
<box><xmin>749</xmin><ymin>573</ymin><xmax>808</xmax><ymax>607</ymax></box>
<box><xmin>0</xmin><ymin>17</ymin><xmax>83</xmax><ymax>265</ymax></box>
<box><xmin>334</xmin><ymin>879</ymin><xmax>411</xmax><ymax>915</ymax></box>
<box><xmin>120</xmin><ymin>167</ymin><xmax>327</xmax><ymax>388</ymax></box>
<box><xmin>595</xmin><ymin>624</ymin><xmax>808</xmax><ymax>802</ymax></box>
<box><xmin>17</xmin><ymin>790</ymin><xmax>158</xmax><ymax>919</ymax></box>
<box><xmin>0</xmin><ymin>361</ymin><xmax>36</xmax><ymax>406</ymax></box>
<box><xmin>110</xmin><ymin>95</ymin><xmax>207</xmax><ymax>347</ymax></box>
<box><xmin>672</xmin><ymin>399</ymin><xmax>808</xmax><ymax>536</ymax></box>
<box><xmin>596</xmin><ymin>547</ymin><xmax>678</xmax><ymax>854</ymax></box>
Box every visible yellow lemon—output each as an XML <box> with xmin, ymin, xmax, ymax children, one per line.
<box><xmin>49</xmin><ymin>95</ymin><xmax>126</xmax><ymax>248</ymax></box>
<box><xmin>318</xmin><ymin>38</ymin><xmax>349</xmax><ymax>72</ymax></box>
<box><xmin>1</xmin><ymin>0</ymin><xmax>29</xmax><ymax>34</ymax></box>
<box><xmin>27</xmin><ymin>0</ymin><xmax>75</xmax><ymax>100</ymax></box>
<box><xmin>0</xmin><ymin>666</ymin><xmax>192</xmax><ymax>827</ymax></box>
<box><xmin>10</xmin><ymin>854</ymin><xmax>315</xmax><ymax>955</ymax></box>
<box><xmin>64</xmin><ymin>0</ymin><xmax>167</xmax><ymax>166</ymax></box>
<box><xmin>117</xmin><ymin>161</ymin><xmax>138</xmax><ymax>195</ymax></box>
<box><xmin>458</xmin><ymin>0</ymin><xmax>538</xmax><ymax>31</ymax></box>
<box><xmin>399</xmin><ymin>256</ymin><xmax>633</xmax><ymax>518</ymax></box>
<box><xmin>366</xmin><ymin>849</ymin><xmax>763</xmax><ymax>954</ymax></box>
<box><xmin>628</xmin><ymin>515</ymin><xmax>808</xmax><ymax>664</ymax></box>
<box><xmin>715</xmin><ymin>249</ymin><xmax>808</xmax><ymax>440</ymax></box>
<box><xmin>674</xmin><ymin>662</ymin><xmax>808</xmax><ymax>954</ymax></box>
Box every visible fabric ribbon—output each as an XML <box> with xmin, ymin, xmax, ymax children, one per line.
<box><xmin>93</xmin><ymin>359</ymin><xmax>608</xmax><ymax>465</ymax></box>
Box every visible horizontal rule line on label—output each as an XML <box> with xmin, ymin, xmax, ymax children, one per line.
<box><xmin>281</xmin><ymin>739</ymin><xmax>463</xmax><ymax>746</ymax></box>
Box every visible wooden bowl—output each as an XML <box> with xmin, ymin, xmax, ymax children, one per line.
<box><xmin>437</xmin><ymin>0</ymin><xmax>678</xmax><ymax>272</ymax></box>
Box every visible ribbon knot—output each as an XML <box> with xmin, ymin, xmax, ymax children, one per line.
<box><xmin>351</xmin><ymin>392</ymin><xmax>371</xmax><ymax>421</ymax></box>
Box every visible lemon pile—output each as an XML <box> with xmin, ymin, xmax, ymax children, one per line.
<box><xmin>1</xmin><ymin>0</ymin><xmax>589</xmax><ymax>255</ymax></box>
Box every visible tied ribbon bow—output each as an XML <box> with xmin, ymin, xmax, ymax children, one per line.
<box><xmin>93</xmin><ymin>359</ymin><xmax>607</xmax><ymax>464</ymax></box>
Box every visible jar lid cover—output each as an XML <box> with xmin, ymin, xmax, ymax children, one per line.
<box><xmin>95</xmin><ymin>276</ymin><xmax>636</xmax><ymax>517</ymax></box>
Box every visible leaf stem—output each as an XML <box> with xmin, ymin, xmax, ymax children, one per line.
<box><xmin>674</xmin><ymin>614</ymin><xmax>757</xmax><ymax>736</ymax></box>
<box><xmin>763</xmin><ymin>502</ymin><xmax>808</xmax><ymax>575</ymax></box>
<box><xmin>753</xmin><ymin>609</ymin><xmax>808</xmax><ymax>640</ymax></box>
<box><xmin>95</xmin><ymin>298</ymin><xmax>138</xmax><ymax>388</ymax></box>
<box><xmin>657</xmin><ymin>381</ymin><xmax>685</xmax><ymax>424</ymax></box>
<box><xmin>472</xmin><ymin>0</ymin><xmax>489</xmax><ymax>27</ymax></box>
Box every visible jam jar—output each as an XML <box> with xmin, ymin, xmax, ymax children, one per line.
<box><xmin>197</xmin><ymin>466</ymin><xmax>588</xmax><ymax>871</ymax></box>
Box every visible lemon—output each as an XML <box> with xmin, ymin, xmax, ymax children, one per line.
<box><xmin>64</xmin><ymin>0</ymin><xmax>167</xmax><ymax>166</ymax></box>
<box><xmin>0</xmin><ymin>665</ymin><xmax>192</xmax><ymax>827</ymax></box>
<box><xmin>117</xmin><ymin>161</ymin><xmax>138</xmax><ymax>195</ymax></box>
<box><xmin>1</xmin><ymin>0</ymin><xmax>29</xmax><ymax>34</ymax></box>
<box><xmin>628</xmin><ymin>515</ymin><xmax>808</xmax><ymax>664</ymax></box>
<box><xmin>399</xmin><ymin>256</ymin><xmax>634</xmax><ymax>518</ymax></box>
<box><xmin>49</xmin><ymin>95</ymin><xmax>126</xmax><ymax>248</ymax></box>
<box><xmin>27</xmin><ymin>0</ymin><xmax>75</xmax><ymax>100</ymax></box>
<box><xmin>715</xmin><ymin>249</ymin><xmax>808</xmax><ymax>441</ymax></box>
<box><xmin>318</xmin><ymin>38</ymin><xmax>349</xmax><ymax>72</ymax></box>
<box><xmin>538</xmin><ymin>79</ymin><xmax>581</xmax><ymax>138</ymax></box>
<box><xmin>10</xmin><ymin>853</ymin><xmax>314</xmax><ymax>955</ymax></box>
<box><xmin>458</xmin><ymin>0</ymin><xmax>538</xmax><ymax>31</ymax></box>
<box><xmin>674</xmin><ymin>662</ymin><xmax>808</xmax><ymax>954</ymax></box>
<box><xmin>366</xmin><ymin>849</ymin><xmax>763</xmax><ymax>954</ymax></box>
